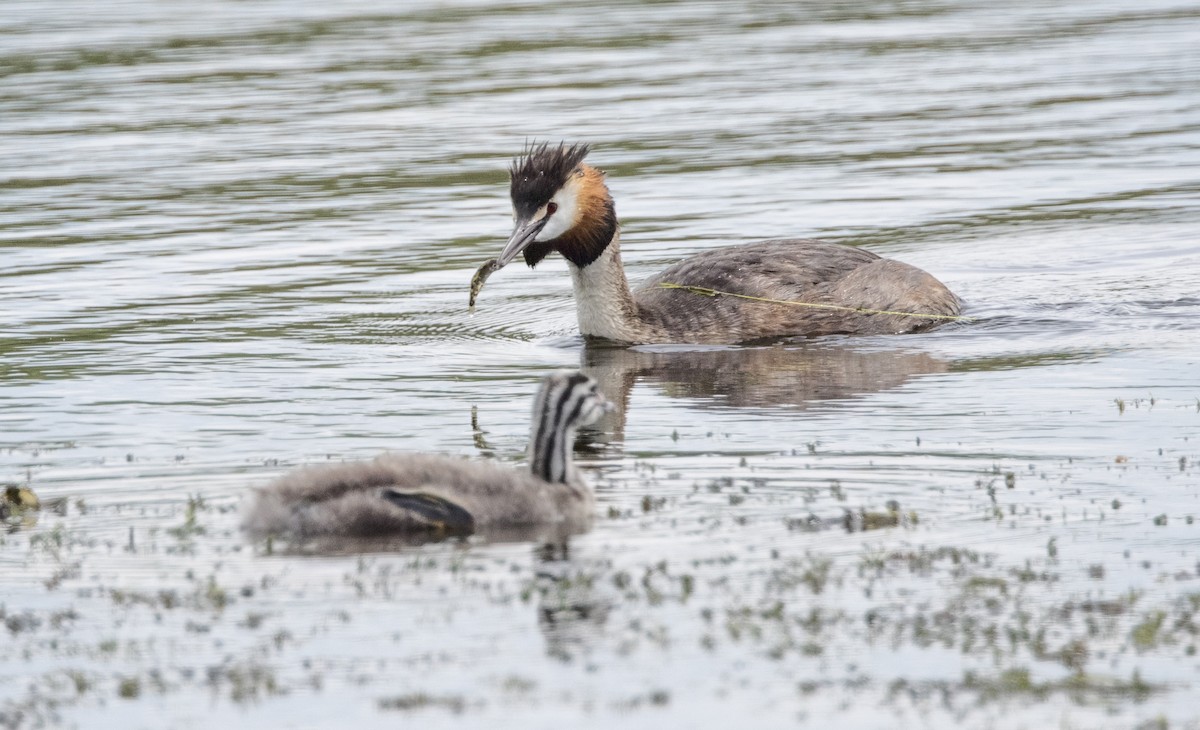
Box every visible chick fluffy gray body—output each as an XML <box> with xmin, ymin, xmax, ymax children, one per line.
<box><xmin>241</xmin><ymin>371</ymin><xmax>608</xmax><ymax>541</ymax></box>
<box><xmin>241</xmin><ymin>453</ymin><xmax>593</xmax><ymax>539</ymax></box>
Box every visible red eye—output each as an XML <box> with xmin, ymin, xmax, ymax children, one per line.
<box><xmin>547</xmin><ymin>202</ymin><xmax>558</xmax><ymax>216</ymax></box>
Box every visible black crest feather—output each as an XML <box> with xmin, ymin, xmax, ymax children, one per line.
<box><xmin>509</xmin><ymin>142</ymin><xmax>591</xmax><ymax>221</ymax></box>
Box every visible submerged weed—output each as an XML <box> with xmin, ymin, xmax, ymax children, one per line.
<box><xmin>167</xmin><ymin>495</ymin><xmax>207</xmax><ymax>540</ymax></box>
<box><xmin>767</xmin><ymin>554</ymin><xmax>834</xmax><ymax>595</ymax></box>
<box><xmin>116</xmin><ymin>676</ymin><xmax>141</xmax><ymax>699</ymax></box>
<box><xmin>377</xmin><ymin>693</ymin><xmax>465</xmax><ymax>713</ymax></box>
<box><xmin>1131</xmin><ymin>611</ymin><xmax>1166</xmax><ymax>650</ymax></box>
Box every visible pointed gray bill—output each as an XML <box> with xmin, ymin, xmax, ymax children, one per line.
<box><xmin>496</xmin><ymin>216</ymin><xmax>549</xmax><ymax>268</ymax></box>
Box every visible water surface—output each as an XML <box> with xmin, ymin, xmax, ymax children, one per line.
<box><xmin>2</xmin><ymin>1</ymin><xmax>1199</xmax><ymax>728</ymax></box>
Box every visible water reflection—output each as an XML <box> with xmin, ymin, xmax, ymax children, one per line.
<box><xmin>253</xmin><ymin>527</ymin><xmax>613</xmax><ymax>662</ymax></box>
<box><xmin>581</xmin><ymin>342</ymin><xmax>949</xmax><ymax>439</ymax></box>
<box><xmin>5</xmin><ymin>0</ymin><xmax>1200</xmax><ymax>722</ymax></box>
<box><xmin>530</xmin><ymin>540</ymin><xmax>612</xmax><ymax>663</ymax></box>
<box><xmin>256</xmin><ymin>521</ymin><xmax>591</xmax><ymax>555</ymax></box>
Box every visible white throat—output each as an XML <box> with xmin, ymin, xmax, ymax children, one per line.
<box><xmin>566</xmin><ymin>234</ymin><xmax>641</xmax><ymax>342</ymax></box>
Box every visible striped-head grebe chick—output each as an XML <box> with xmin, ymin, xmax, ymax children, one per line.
<box><xmin>492</xmin><ymin>143</ymin><xmax>961</xmax><ymax>345</ymax></box>
<box><xmin>241</xmin><ymin>371</ymin><xmax>612</xmax><ymax>541</ymax></box>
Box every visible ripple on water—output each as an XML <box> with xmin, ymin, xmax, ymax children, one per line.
<box><xmin>3</xmin><ymin>0</ymin><xmax>1200</xmax><ymax>727</ymax></box>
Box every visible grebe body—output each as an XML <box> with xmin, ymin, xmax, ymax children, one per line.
<box><xmin>492</xmin><ymin>144</ymin><xmax>961</xmax><ymax>345</ymax></box>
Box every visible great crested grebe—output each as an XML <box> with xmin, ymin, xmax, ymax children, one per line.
<box><xmin>241</xmin><ymin>371</ymin><xmax>612</xmax><ymax>540</ymax></box>
<box><xmin>489</xmin><ymin>143</ymin><xmax>961</xmax><ymax>345</ymax></box>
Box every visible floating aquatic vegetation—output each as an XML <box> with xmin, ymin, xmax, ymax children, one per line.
<box><xmin>3</xmin><ymin>484</ymin><xmax>39</xmax><ymax>510</ymax></box>
<box><xmin>2</xmin><ymin>484</ymin><xmax>41</xmax><ymax>527</ymax></box>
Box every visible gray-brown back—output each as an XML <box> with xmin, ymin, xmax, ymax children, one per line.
<box><xmin>634</xmin><ymin>239</ymin><xmax>961</xmax><ymax>343</ymax></box>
